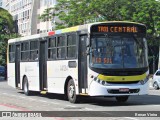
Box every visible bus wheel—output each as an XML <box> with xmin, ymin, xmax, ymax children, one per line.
<box><xmin>23</xmin><ymin>77</ymin><xmax>30</xmax><ymax>96</ymax></box>
<box><xmin>153</xmin><ymin>82</ymin><xmax>159</xmax><ymax>90</ymax></box>
<box><xmin>116</xmin><ymin>96</ymin><xmax>129</xmax><ymax>102</ymax></box>
<box><xmin>67</xmin><ymin>79</ymin><xmax>79</xmax><ymax>103</ymax></box>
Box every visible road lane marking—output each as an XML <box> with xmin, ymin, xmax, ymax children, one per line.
<box><xmin>18</xmin><ymin>96</ymin><xmax>26</xmax><ymax>99</ymax></box>
<box><xmin>152</xmin><ymin>104</ymin><xmax>160</xmax><ymax>107</ymax></box>
<box><xmin>10</xmin><ymin>94</ymin><xmax>16</xmax><ymax>97</ymax></box>
<box><xmin>0</xmin><ymin>103</ymin><xmax>29</xmax><ymax>111</ymax></box>
<box><xmin>1</xmin><ymin>92</ymin><xmax>64</xmax><ymax>106</ymax></box>
<box><xmin>66</xmin><ymin>105</ymin><xmax>76</xmax><ymax>107</ymax></box>
<box><xmin>84</xmin><ymin>107</ymin><xmax>93</xmax><ymax>110</ymax></box>
<box><xmin>28</xmin><ymin>98</ymin><xmax>36</xmax><ymax>101</ymax></box>
<box><xmin>125</xmin><ymin>117</ymin><xmax>139</xmax><ymax>120</ymax></box>
<box><xmin>51</xmin><ymin>102</ymin><xmax>59</xmax><ymax>105</ymax></box>
<box><xmin>38</xmin><ymin>100</ymin><xmax>47</xmax><ymax>103</ymax></box>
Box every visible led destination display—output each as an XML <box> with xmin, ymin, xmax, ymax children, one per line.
<box><xmin>91</xmin><ymin>23</ymin><xmax>146</xmax><ymax>34</ymax></box>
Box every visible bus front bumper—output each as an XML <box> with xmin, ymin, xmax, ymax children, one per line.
<box><xmin>88</xmin><ymin>81</ymin><xmax>149</xmax><ymax>96</ymax></box>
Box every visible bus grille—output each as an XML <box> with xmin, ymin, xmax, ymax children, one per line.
<box><xmin>107</xmin><ymin>81</ymin><xmax>139</xmax><ymax>84</ymax></box>
<box><xmin>107</xmin><ymin>89</ymin><xmax>140</xmax><ymax>94</ymax></box>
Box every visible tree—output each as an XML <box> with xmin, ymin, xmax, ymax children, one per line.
<box><xmin>0</xmin><ymin>7</ymin><xmax>18</xmax><ymax>66</ymax></box>
<box><xmin>40</xmin><ymin>0</ymin><xmax>160</xmax><ymax>73</ymax></box>
<box><xmin>40</xmin><ymin>0</ymin><xmax>160</xmax><ymax>45</ymax></box>
<box><xmin>39</xmin><ymin>7</ymin><xmax>56</xmax><ymax>22</ymax></box>
<box><xmin>40</xmin><ymin>0</ymin><xmax>102</xmax><ymax>29</ymax></box>
<box><xmin>120</xmin><ymin>0</ymin><xmax>160</xmax><ymax>46</ymax></box>
<box><xmin>0</xmin><ymin>7</ymin><xmax>14</xmax><ymax>33</ymax></box>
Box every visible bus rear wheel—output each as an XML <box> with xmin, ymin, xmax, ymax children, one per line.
<box><xmin>23</xmin><ymin>77</ymin><xmax>30</xmax><ymax>96</ymax></box>
<box><xmin>67</xmin><ymin>79</ymin><xmax>79</xmax><ymax>103</ymax></box>
<box><xmin>116</xmin><ymin>96</ymin><xmax>129</xmax><ymax>102</ymax></box>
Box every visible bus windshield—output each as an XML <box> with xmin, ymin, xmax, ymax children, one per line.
<box><xmin>90</xmin><ymin>34</ymin><xmax>148</xmax><ymax>69</ymax></box>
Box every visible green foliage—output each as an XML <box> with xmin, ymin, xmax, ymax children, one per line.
<box><xmin>0</xmin><ymin>7</ymin><xmax>14</xmax><ymax>33</ymax></box>
<box><xmin>40</xmin><ymin>0</ymin><xmax>160</xmax><ymax>46</ymax></box>
<box><xmin>0</xmin><ymin>7</ymin><xmax>20</xmax><ymax>66</ymax></box>
<box><xmin>0</xmin><ymin>34</ymin><xmax>19</xmax><ymax>66</ymax></box>
<box><xmin>39</xmin><ymin>7</ymin><xmax>55</xmax><ymax>22</ymax></box>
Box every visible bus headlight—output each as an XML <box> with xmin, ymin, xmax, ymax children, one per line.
<box><xmin>93</xmin><ymin>77</ymin><xmax>109</xmax><ymax>86</ymax></box>
<box><xmin>138</xmin><ymin>75</ymin><xmax>149</xmax><ymax>85</ymax></box>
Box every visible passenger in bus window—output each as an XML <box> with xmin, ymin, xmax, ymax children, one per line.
<box><xmin>114</xmin><ymin>53</ymin><xmax>121</xmax><ymax>63</ymax></box>
<box><xmin>58</xmin><ymin>48</ymin><xmax>61</xmax><ymax>58</ymax></box>
<box><xmin>52</xmin><ymin>49</ymin><xmax>56</xmax><ymax>59</ymax></box>
<box><xmin>92</xmin><ymin>53</ymin><xmax>95</xmax><ymax>63</ymax></box>
<box><xmin>35</xmin><ymin>50</ymin><xmax>38</xmax><ymax>60</ymax></box>
<box><xmin>113</xmin><ymin>48</ymin><xmax>122</xmax><ymax>63</ymax></box>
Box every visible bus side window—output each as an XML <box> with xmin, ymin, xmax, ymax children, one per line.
<box><xmin>30</xmin><ymin>40</ymin><xmax>38</xmax><ymax>61</ymax></box>
<box><xmin>21</xmin><ymin>42</ymin><xmax>29</xmax><ymax>61</ymax></box>
<box><xmin>67</xmin><ymin>34</ymin><xmax>76</xmax><ymax>58</ymax></box>
<box><xmin>9</xmin><ymin>44</ymin><xmax>15</xmax><ymax>62</ymax></box>
<box><xmin>48</xmin><ymin>37</ymin><xmax>56</xmax><ymax>60</ymax></box>
<box><xmin>57</xmin><ymin>36</ymin><xmax>66</xmax><ymax>59</ymax></box>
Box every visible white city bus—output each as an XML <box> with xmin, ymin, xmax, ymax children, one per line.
<box><xmin>7</xmin><ymin>21</ymin><xmax>149</xmax><ymax>103</ymax></box>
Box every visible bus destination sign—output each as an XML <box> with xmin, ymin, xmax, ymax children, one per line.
<box><xmin>98</xmin><ymin>26</ymin><xmax>137</xmax><ymax>33</ymax></box>
<box><xmin>91</xmin><ymin>23</ymin><xmax>146</xmax><ymax>34</ymax></box>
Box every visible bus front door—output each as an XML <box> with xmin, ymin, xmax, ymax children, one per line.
<box><xmin>78</xmin><ymin>35</ymin><xmax>88</xmax><ymax>93</ymax></box>
<box><xmin>15</xmin><ymin>44</ymin><xmax>20</xmax><ymax>88</ymax></box>
<box><xmin>39</xmin><ymin>40</ymin><xmax>47</xmax><ymax>91</ymax></box>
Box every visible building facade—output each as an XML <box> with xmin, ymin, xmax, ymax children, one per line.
<box><xmin>4</xmin><ymin>0</ymin><xmax>57</xmax><ymax>36</ymax></box>
<box><xmin>4</xmin><ymin>0</ymin><xmax>32</xmax><ymax>36</ymax></box>
<box><xmin>38</xmin><ymin>0</ymin><xmax>58</xmax><ymax>33</ymax></box>
<box><xmin>0</xmin><ymin>0</ymin><xmax>6</xmax><ymax>8</ymax></box>
<box><xmin>0</xmin><ymin>0</ymin><xmax>2</xmax><ymax>7</ymax></box>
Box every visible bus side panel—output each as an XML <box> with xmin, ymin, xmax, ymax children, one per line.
<box><xmin>20</xmin><ymin>62</ymin><xmax>40</xmax><ymax>91</ymax></box>
<box><xmin>8</xmin><ymin>63</ymin><xmax>16</xmax><ymax>88</ymax></box>
<box><xmin>138</xmin><ymin>80</ymin><xmax>149</xmax><ymax>95</ymax></box>
<box><xmin>47</xmin><ymin>60</ymin><xmax>78</xmax><ymax>94</ymax></box>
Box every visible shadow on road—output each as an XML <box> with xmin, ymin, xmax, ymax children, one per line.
<box><xmin>20</xmin><ymin>91</ymin><xmax>160</xmax><ymax>107</ymax></box>
<box><xmin>76</xmin><ymin>95</ymin><xmax>160</xmax><ymax>106</ymax></box>
<box><xmin>1</xmin><ymin>77</ymin><xmax>157</xmax><ymax>107</ymax></box>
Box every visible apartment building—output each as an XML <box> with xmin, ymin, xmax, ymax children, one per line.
<box><xmin>0</xmin><ymin>0</ymin><xmax>6</xmax><ymax>8</ymax></box>
<box><xmin>5</xmin><ymin>0</ymin><xmax>32</xmax><ymax>36</ymax></box>
<box><xmin>38</xmin><ymin>0</ymin><xmax>57</xmax><ymax>33</ymax></box>
<box><xmin>4</xmin><ymin>0</ymin><xmax>57</xmax><ymax>36</ymax></box>
<box><xmin>0</xmin><ymin>0</ymin><xmax>2</xmax><ymax>7</ymax></box>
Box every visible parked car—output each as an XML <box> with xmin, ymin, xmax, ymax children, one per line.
<box><xmin>152</xmin><ymin>69</ymin><xmax>160</xmax><ymax>90</ymax></box>
<box><xmin>0</xmin><ymin>66</ymin><xmax>5</xmax><ymax>77</ymax></box>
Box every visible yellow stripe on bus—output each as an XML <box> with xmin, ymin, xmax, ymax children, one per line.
<box><xmin>98</xmin><ymin>73</ymin><xmax>146</xmax><ymax>82</ymax></box>
<box><xmin>40</xmin><ymin>91</ymin><xmax>47</xmax><ymax>94</ymax></box>
<box><xmin>79</xmin><ymin>93</ymin><xmax>88</xmax><ymax>96</ymax></box>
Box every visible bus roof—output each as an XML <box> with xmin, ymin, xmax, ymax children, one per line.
<box><xmin>8</xmin><ymin>33</ymin><xmax>48</xmax><ymax>43</ymax></box>
<box><xmin>52</xmin><ymin>21</ymin><xmax>145</xmax><ymax>35</ymax></box>
<box><xmin>8</xmin><ymin>21</ymin><xmax>146</xmax><ymax>44</ymax></box>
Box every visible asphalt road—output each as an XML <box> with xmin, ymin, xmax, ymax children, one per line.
<box><xmin>0</xmin><ymin>79</ymin><xmax>160</xmax><ymax>120</ymax></box>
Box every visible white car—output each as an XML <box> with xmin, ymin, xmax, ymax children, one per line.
<box><xmin>152</xmin><ymin>69</ymin><xmax>160</xmax><ymax>90</ymax></box>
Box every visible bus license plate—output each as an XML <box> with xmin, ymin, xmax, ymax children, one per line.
<box><xmin>119</xmin><ymin>88</ymin><xmax>129</xmax><ymax>92</ymax></box>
